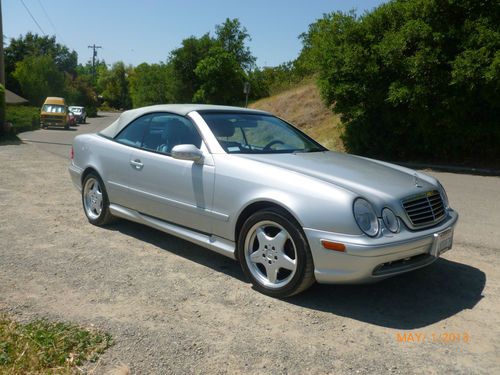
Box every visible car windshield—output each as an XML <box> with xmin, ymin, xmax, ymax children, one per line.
<box><xmin>42</xmin><ymin>104</ymin><xmax>65</xmax><ymax>113</ymax></box>
<box><xmin>70</xmin><ymin>107</ymin><xmax>82</xmax><ymax>113</ymax></box>
<box><xmin>201</xmin><ymin>112</ymin><xmax>326</xmax><ymax>154</ymax></box>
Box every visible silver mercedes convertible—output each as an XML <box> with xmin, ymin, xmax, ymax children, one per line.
<box><xmin>69</xmin><ymin>104</ymin><xmax>458</xmax><ymax>297</ymax></box>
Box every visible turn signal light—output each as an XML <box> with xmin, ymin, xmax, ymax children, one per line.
<box><xmin>321</xmin><ymin>240</ymin><xmax>346</xmax><ymax>252</ymax></box>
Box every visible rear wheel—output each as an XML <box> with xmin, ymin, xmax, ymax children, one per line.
<box><xmin>82</xmin><ymin>173</ymin><xmax>115</xmax><ymax>226</ymax></box>
<box><xmin>237</xmin><ymin>208</ymin><xmax>315</xmax><ymax>297</ymax></box>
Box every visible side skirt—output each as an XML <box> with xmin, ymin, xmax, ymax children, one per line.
<box><xmin>109</xmin><ymin>204</ymin><xmax>236</xmax><ymax>260</ymax></box>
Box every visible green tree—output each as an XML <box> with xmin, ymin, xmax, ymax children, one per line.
<box><xmin>5</xmin><ymin>33</ymin><xmax>77</xmax><ymax>95</ymax></box>
<box><xmin>169</xmin><ymin>34</ymin><xmax>215</xmax><ymax>102</ymax></box>
<box><xmin>193</xmin><ymin>46</ymin><xmax>245</xmax><ymax>105</ymax></box>
<box><xmin>300</xmin><ymin>0</ymin><xmax>500</xmax><ymax>163</ymax></box>
<box><xmin>64</xmin><ymin>74</ymin><xmax>98</xmax><ymax>116</ymax></box>
<box><xmin>76</xmin><ymin>59</ymin><xmax>108</xmax><ymax>87</ymax></box>
<box><xmin>0</xmin><ymin>84</ymin><xmax>5</xmax><ymax>134</ymax></box>
<box><xmin>97</xmin><ymin>62</ymin><xmax>131</xmax><ymax>109</ymax></box>
<box><xmin>12</xmin><ymin>55</ymin><xmax>65</xmax><ymax>106</ymax></box>
<box><xmin>215</xmin><ymin>18</ymin><xmax>255</xmax><ymax>72</ymax></box>
<box><xmin>129</xmin><ymin>63</ymin><xmax>174</xmax><ymax>108</ymax></box>
<box><xmin>169</xmin><ymin>18</ymin><xmax>258</xmax><ymax>104</ymax></box>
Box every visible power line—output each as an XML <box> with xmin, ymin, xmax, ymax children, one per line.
<box><xmin>19</xmin><ymin>0</ymin><xmax>45</xmax><ymax>35</ymax></box>
<box><xmin>36</xmin><ymin>0</ymin><xmax>64</xmax><ymax>43</ymax></box>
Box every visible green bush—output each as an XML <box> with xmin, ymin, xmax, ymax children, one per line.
<box><xmin>86</xmin><ymin>106</ymin><xmax>98</xmax><ymax>117</ymax></box>
<box><xmin>301</xmin><ymin>0</ymin><xmax>500</xmax><ymax>164</ymax></box>
<box><xmin>5</xmin><ymin>104</ymin><xmax>40</xmax><ymax>133</ymax></box>
<box><xmin>0</xmin><ymin>84</ymin><xmax>5</xmax><ymax>127</ymax></box>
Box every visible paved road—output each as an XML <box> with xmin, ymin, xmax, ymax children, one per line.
<box><xmin>18</xmin><ymin>111</ymin><xmax>120</xmax><ymax>159</ymax></box>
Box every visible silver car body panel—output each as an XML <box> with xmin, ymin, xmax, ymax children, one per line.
<box><xmin>70</xmin><ymin>104</ymin><xmax>459</xmax><ymax>284</ymax></box>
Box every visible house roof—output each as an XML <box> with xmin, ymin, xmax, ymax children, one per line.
<box><xmin>5</xmin><ymin>89</ymin><xmax>29</xmax><ymax>104</ymax></box>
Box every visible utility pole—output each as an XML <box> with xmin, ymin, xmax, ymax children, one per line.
<box><xmin>243</xmin><ymin>82</ymin><xmax>250</xmax><ymax>108</ymax></box>
<box><xmin>88</xmin><ymin>44</ymin><xmax>102</xmax><ymax>82</ymax></box>
<box><xmin>0</xmin><ymin>0</ymin><xmax>5</xmax><ymax>135</ymax></box>
<box><xmin>0</xmin><ymin>0</ymin><xmax>4</xmax><ymax>86</ymax></box>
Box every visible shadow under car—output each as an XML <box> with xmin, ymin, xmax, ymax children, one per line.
<box><xmin>104</xmin><ymin>220</ymin><xmax>485</xmax><ymax>330</ymax></box>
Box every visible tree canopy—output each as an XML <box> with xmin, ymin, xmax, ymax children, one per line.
<box><xmin>299</xmin><ymin>0</ymin><xmax>500</xmax><ymax>162</ymax></box>
<box><xmin>5</xmin><ymin>33</ymin><xmax>77</xmax><ymax>95</ymax></box>
<box><xmin>13</xmin><ymin>55</ymin><xmax>65</xmax><ymax>106</ymax></box>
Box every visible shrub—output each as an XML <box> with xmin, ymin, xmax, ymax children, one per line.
<box><xmin>301</xmin><ymin>0</ymin><xmax>500</xmax><ymax>164</ymax></box>
<box><xmin>5</xmin><ymin>104</ymin><xmax>40</xmax><ymax>133</ymax></box>
<box><xmin>0</xmin><ymin>85</ymin><xmax>5</xmax><ymax>137</ymax></box>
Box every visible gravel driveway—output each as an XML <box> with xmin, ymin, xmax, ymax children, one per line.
<box><xmin>0</xmin><ymin>140</ymin><xmax>499</xmax><ymax>374</ymax></box>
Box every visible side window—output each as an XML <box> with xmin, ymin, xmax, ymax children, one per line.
<box><xmin>115</xmin><ymin>114</ymin><xmax>153</xmax><ymax>147</ymax></box>
<box><xmin>142</xmin><ymin>114</ymin><xmax>202</xmax><ymax>155</ymax></box>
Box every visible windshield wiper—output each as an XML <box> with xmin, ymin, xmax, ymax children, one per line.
<box><xmin>293</xmin><ymin>148</ymin><xmax>323</xmax><ymax>154</ymax></box>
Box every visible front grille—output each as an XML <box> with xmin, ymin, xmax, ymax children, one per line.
<box><xmin>41</xmin><ymin>115</ymin><xmax>65</xmax><ymax>122</ymax></box>
<box><xmin>372</xmin><ymin>254</ymin><xmax>435</xmax><ymax>276</ymax></box>
<box><xmin>402</xmin><ymin>190</ymin><xmax>445</xmax><ymax>228</ymax></box>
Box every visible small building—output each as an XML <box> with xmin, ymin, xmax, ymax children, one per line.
<box><xmin>5</xmin><ymin>89</ymin><xmax>29</xmax><ymax>105</ymax></box>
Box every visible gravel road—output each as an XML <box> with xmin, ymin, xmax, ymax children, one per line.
<box><xmin>1</xmin><ymin>120</ymin><xmax>499</xmax><ymax>374</ymax></box>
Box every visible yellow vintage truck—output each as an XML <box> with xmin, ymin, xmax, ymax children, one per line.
<box><xmin>40</xmin><ymin>97</ymin><xmax>70</xmax><ymax>129</ymax></box>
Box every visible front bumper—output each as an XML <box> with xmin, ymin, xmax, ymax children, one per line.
<box><xmin>41</xmin><ymin>120</ymin><xmax>66</xmax><ymax>127</ymax></box>
<box><xmin>305</xmin><ymin>209</ymin><xmax>459</xmax><ymax>284</ymax></box>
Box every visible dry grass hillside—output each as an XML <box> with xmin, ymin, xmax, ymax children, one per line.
<box><xmin>250</xmin><ymin>82</ymin><xmax>344</xmax><ymax>151</ymax></box>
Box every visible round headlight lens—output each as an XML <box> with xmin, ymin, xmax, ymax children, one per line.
<box><xmin>353</xmin><ymin>198</ymin><xmax>380</xmax><ymax>237</ymax></box>
<box><xmin>382</xmin><ymin>208</ymin><xmax>400</xmax><ymax>233</ymax></box>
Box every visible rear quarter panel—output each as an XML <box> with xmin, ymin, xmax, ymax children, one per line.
<box><xmin>72</xmin><ymin>134</ymin><xmax>134</xmax><ymax>206</ymax></box>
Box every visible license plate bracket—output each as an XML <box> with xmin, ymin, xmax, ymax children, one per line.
<box><xmin>430</xmin><ymin>228</ymin><xmax>454</xmax><ymax>257</ymax></box>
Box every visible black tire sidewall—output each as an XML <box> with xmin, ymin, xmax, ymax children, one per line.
<box><xmin>237</xmin><ymin>209</ymin><xmax>311</xmax><ymax>298</ymax></box>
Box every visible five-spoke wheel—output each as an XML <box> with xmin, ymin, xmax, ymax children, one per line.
<box><xmin>83</xmin><ymin>177</ymin><xmax>103</xmax><ymax>220</ymax></box>
<box><xmin>238</xmin><ymin>208</ymin><xmax>315</xmax><ymax>297</ymax></box>
<box><xmin>82</xmin><ymin>172</ymin><xmax>115</xmax><ymax>226</ymax></box>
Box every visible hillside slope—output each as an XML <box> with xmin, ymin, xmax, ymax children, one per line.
<box><xmin>250</xmin><ymin>82</ymin><xmax>344</xmax><ymax>151</ymax></box>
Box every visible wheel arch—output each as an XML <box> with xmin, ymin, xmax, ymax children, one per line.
<box><xmin>81</xmin><ymin>166</ymin><xmax>101</xmax><ymax>184</ymax></box>
<box><xmin>234</xmin><ymin>200</ymin><xmax>304</xmax><ymax>258</ymax></box>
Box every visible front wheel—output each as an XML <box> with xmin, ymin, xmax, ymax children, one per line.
<box><xmin>82</xmin><ymin>173</ymin><xmax>115</xmax><ymax>226</ymax></box>
<box><xmin>237</xmin><ymin>208</ymin><xmax>315</xmax><ymax>297</ymax></box>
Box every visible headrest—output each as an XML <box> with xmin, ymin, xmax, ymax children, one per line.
<box><xmin>210</xmin><ymin>120</ymin><xmax>236</xmax><ymax>137</ymax></box>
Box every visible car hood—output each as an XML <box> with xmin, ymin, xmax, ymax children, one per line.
<box><xmin>237</xmin><ymin>151</ymin><xmax>437</xmax><ymax>205</ymax></box>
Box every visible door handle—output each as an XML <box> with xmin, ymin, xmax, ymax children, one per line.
<box><xmin>130</xmin><ymin>159</ymin><xmax>143</xmax><ymax>170</ymax></box>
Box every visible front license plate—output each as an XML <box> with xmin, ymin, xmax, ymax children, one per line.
<box><xmin>430</xmin><ymin>229</ymin><xmax>454</xmax><ymax>257</ymax></box>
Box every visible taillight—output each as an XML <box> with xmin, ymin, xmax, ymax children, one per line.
<box><xmin>70</xmin><ymin>146</ymin><xmax>74</xmax><ymax>160</ymax></box>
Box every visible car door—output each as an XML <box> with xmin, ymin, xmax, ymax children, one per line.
<box><xmin>104</xmin><ymin>114</ymin><xmax>153</xmax><ymax>208</ymax></box>
<box><xmin>123</xmin><ymin>113</ymin><xmax>215</xmax><ymax>234</ymax></box>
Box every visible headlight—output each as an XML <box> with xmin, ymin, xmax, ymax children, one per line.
<box><xmin>437</xmin><ymin>181</ymin><xmax>449</xmax><ymax>209</ymax></box>
<box><xmin>353</xmin><ymin>198</ymin><xmax>380</xmax><ymax>237</ymax></box>
<box><xmin>382</xmin><ymin>208</ymin><xmax>400</xmax><ymax>233</ymax></box>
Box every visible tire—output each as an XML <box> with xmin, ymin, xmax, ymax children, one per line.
<box><xmin>64</xmin><ymin>124</ymin><xmax>69</xmax><ymax>130</ymax></box>
<box><xmin>82</xmin><ymin>172</ymin><xmax>115</xmax><ymax>226</ymax></box>
<box><xmin>237</xmin><ymin>208</ymin><xmax>315</xmax><ymax>297</ymax></box>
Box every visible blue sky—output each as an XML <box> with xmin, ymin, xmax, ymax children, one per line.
<box><xmin>4</xmin><ymin>0</ymin><xmax>386</xmax><ymax>67</ymax></box>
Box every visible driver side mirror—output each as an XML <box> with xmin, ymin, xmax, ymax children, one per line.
<box><xmin>171</xmin><ymin>144</ymin><xmax>203</xmax><ymax>163</ymax></box>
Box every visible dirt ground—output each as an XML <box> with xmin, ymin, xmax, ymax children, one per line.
<box><xmin>0</xmin><ymin>143</ymin><xmax>499</xmax><ymax>374</ymax></box>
